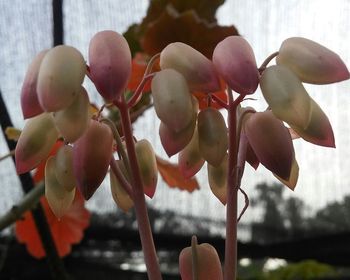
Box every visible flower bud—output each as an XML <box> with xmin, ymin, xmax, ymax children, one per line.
<box><xmin>178</xmin><ymin>126</ymin><xmax>205</xmax><ymax>178</ymax></box>
<box><xmin>135</xmin><ymin>139</ymin><xmax>158</xmax><ymax>198</ymax></box>
<box><xmin>152</xmin><ymin>69</ymin><xmax>193</xmax><ymax>132</ymax></box>
<box><xmin>179</xmin><ymin>236</ymin><xmax>223</xmax><ymax>280</ymax></box>
<box><xmin>37</xmin><ymin>45</ymin><xmax>86</xmax><ymax>112</ymax></box>
<box><xmin>260</xmin><ymin>65</ymin><xmax>312</xmax><ymax>129</ymax></box>
<box><xmin>277</xmin><ymin>37</ymin><xmax>350</xmax><ymax>84</ymax></box>
<box><xmin>15</xmin><ymin>113</ymin><xmax>58</xmax><ymax>174</ymax></box>
<box><xmin>198</xmin><ymin>108</ymin><xmax>228</xmax><ymax>167</ymax></box>
<box><xmin>213</xmin><ymin>36</ymin><xmax>259</xmax><ymax>94</ymax></box>
<box><xmin>73</xmin><ymin>120</ymin><xmax>114</xmax><ymax>200</ymax></box>
<box><xmin>89</xmin><ymin>30</ymin><xmax>131</xmax><ymax>101</ymax></box>
<box><xmin>110</xmin><ymin>160</ymin><xmax>134</xmax><ymax>212</ymax></box>
<box><xmin>160</xmin><ymin>42</ymin><xmax>220</xmax><ymax>92</ymax></box>
<box><xmin>52</xmin><ymin>86</ymin><xmax>90</xmax><ymax>143</ymax></box>
<box><xmin>45</xmin><ymin>156</ymin><xmax>76</xmax><ymax>219</ymax></box>
<box><xmin>244</xmin><ymin>111</ymin><xmax>294</xmax><ymax>180</ymax></box>
<box><xmin>54</xmin><ymin>145</ymin><xmax>76</xmax><ymax>191</ymax></box>
<box><xmin>21</xmin><ymin>50</ymin><xmax>47</xmax><ymax>119</ymax></box>
<box><xmin>291</xmin><ymin>98</ymin><xmax>335</xmax><ymax>148</ymax></box>
<box><xmin>274</xmin><ymin>155</ymin><xmax>299</xmax><ymax>190</ymax></box>
<box><xmin>208</xmin><ymin>154</ymin><xmax>227</xmax><ymax>205</ymax></box>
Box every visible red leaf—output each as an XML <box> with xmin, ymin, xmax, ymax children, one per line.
<box><xmin>156</xmin><ymin>156</ymin><xmax>199</xmax><ymax>192</ymax></box>
<box><xmin>15</xmin><ymin>191</ymin><xmax>90</xmax><ymax>258</ymax></box>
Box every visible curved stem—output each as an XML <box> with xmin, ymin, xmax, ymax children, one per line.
<box><xmin>211</xmin><ymin>93</ymin><xmax>228</xmax><ymax>109</ymax></box>
<box><xmin>109</xmin><ymin>158</ymin><xmax>134</xmax><ymax>198</ymax></box>
<box><xmin>258</xmin><ymin>51</ymin><xmax>279</xmax><ymax>73</ymax></box>
<box><xmin>127</xmin><ymin>73</ymin><xmax>155</xmax><ymax>108</ymax></box>
<box><xmin>144</xmin><ymin>53</ymin><xmax>160</xmax><ymax>76</ymax></box>
<box><xmin>115</xmin><ymin>96</ymin><xmax>162</xmax><ymax>280</ymax></box>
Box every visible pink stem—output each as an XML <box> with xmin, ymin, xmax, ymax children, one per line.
<box><xmin>115</xmin><ymin>96</ymin><xmax>162</xmax><ymax>280</ymax></box>
<box><xmin>127</xmin><ymin>73</ymin><xmax>155</xmax><ymax>108</ymax></box>
<box><xmin>224</xmin><ymin>91</ymin><xmax>245</xmax><ymax>280</ymax></box>
<box><xmin>109</xmin><ymin>158</ymin><xmax>134</xmax><ymax>198</ymax></box>
<box><xmin>211</xmin><ymin>93</ymin><xmax>229</xmax><ymax>109</ymax></box>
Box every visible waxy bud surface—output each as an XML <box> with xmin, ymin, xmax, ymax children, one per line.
<box><xmin>213</xmin><ymin>36</ymin><xmax>259</xmax><ymax>94</ymax></box>
<box><xmin>89</xmin><ymin>30</ymin><xmax>131</xmax><ymax>101</ymax></box>
<box><xmin>277</xmin><ymin>37</ymin><xmax>350</xmax><ymax>84</ymax></box>
<box><xmin>160</xmin><ymin>42</ymin><xmax>220</xmax><ymax>92</ymax></box>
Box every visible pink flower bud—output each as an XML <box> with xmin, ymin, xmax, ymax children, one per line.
<box><xmin>21</xmin><ymin>50</ymin><xmax>47</xmax><ymax>119</ymax></box>
<box><xmin>15</xmin><ymin>113</ymin><xmax>59</xmax><ymax>174</ymax></box>
<box><xmin>274</xmin><ymin>155</ymin><xmax>299</xmax><ymax>191</ymax></box>
<box><xmin>213</xmin><ymin>36</ymin><xmax>259</xmax><ymax>94</ymax></box>
<box><xmin>244</xmin><ymin>111</ymin><xmax>294</xmax><ymax>180</ymax></box>
<box><xmin>260</xmin><ymin>65</ymin><xmax>312</xmax><ymax>129</ymax></box>
<box><xmin>89</xmin><ymin>30</ymin><xmax>131</xmax><ymax>101</ymax></box>
<box><xmin>277</xmin><ymin>37</ymin><xmax>350</xmax><ymax>84</ymax></box>
<box><xmin>73</xmin><ymin>120</ymin><xmax>113</xmax><ymax>200</ymax></box>
<box><xmin>179</xmin><ymin>236</ymin><xmax>223</xmax><ymax>280</ymax></box>
<box><xmin>291</xmin><ymin>98</ymin><xmax>335</xmax><ymax>148</ymax></box>
<box><xmin>160</xmin><ymin>42</ymin><xmax>220</xmax><ymax>92</ymax></box>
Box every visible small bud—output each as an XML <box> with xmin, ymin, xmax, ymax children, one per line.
<box><xmin>89</xmin><ymin>30</ymin><xmax>132</xmax><ymax>101</ymax></box>
<box><xmin>160</xmin><ymin>42</ymin><xmax>220</xmax><ymax>92</ymax></box>
<box><xmin>37</xmin><ymin>45</ymin><xmax>86</xmax><ymax>112</ymax></box>
<box><xmin>52</xmin><ymin>86</ymin><xmax>90</xmax><ymax>143</ymax></box>
<box><xmin>244</xmin><ymin>111</ymin><xmax>294</xmax><ymax>180</ymax></box>
<box><xmin>213</xmin><ymin>36</ymin><xmax>259</xmax><ymax>94</ymax></box>
<box><xmin>45</xmin><ymin>156</ymin><xmax>75</xmax><ymax>219</ymax></box>
<box><xmin>21</xmin><ymin>50</ymin><xmax>47</xmax><ymax>119</ymax></box>
<box><xmin>260</xmin><ymin>65</ymin><xmax>312</xmax><ymax>129</ymax></box>
<box><xmin>179</xmin><ymin>236</ymin><xmax>223</xmax><ymax>280</ymax></box>
<box><xmin>73</xmin><ymin>120</ymin><xmax>114</xmax><ymax>200</ymax></box>
<box><xmin>135</xmin><ymin>139</ymin><xmax>158</xmax><ymax>198</ymax></box>
<box><xmin>198</xmin><ymin>108</ymin><xmax>228</xmax><ymax>167</ymax></box>
<box><xmin>15</xmin><ymin>113</ymin><xmax>58</xmax><ymax>174</ymax></box>
<box><xmin>152</xmin><ymin>69</ymin><xmax>194</xmax><ymax>132</ymax></box>
<box><xmin>277</xmin><ymin>37</ymin><xmax>350</xmax><ymax>84</ymax></box>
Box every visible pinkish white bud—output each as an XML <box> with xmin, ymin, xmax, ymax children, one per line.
<box><xmin>244</xmin><ymin>111</ymin><xmax>294</xmax><ymax>180</ymax></box>
<box><xmin>160</xmin><ymin>42</ymin><xmax>220</xmax><ymax>92</ymax></box>
<box><xmin>207</xmin><ymin>154</ymin><xmax>227</xmax><ymax>205</ymax></box>
<box><xmin>73</xmin><ymin>120</ymin><xmax>114</xmax><ymax>200</ymax></box>
<box><xmin>213</xmin><ymin>36</ymin><xmax>259</xmax><ymax>94</ymax></box>
<box><xmin>21</xmin><ymin>50</ymin><xmax>47</xmax><ymax>119</ymax></box>
<box><xmin>260</xmin><ymin>65</ymin><xmax>312</xmax><ymax>129</ymax></box>
<box><xmin>277</xmin><ymin>37</ymin><xmax>350</xmax><ymax>84</ymax></box>
<box><xmin>15</xmin><ymin>113</ymin><xmax>58</xmax><ymax>174</ymax></box>
<box><xmin>88</xmin><ymin>30</ymin><xmax>131</xmax><ymax>101</ymax></box>
<box><xmin>37</xmin><ymin>45</ymin><xmax>86</xmax><ymax>112</ymax></box>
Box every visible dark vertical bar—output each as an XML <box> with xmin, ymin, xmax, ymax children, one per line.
<box><xmin>0</xmin><ymin>92</ymin><xmax>70</xmax><ymax>280</ymax></box>
<box><xmin>53</xmin><ymin>0</ymin><xmax>64</xmax><ymax>46</ymax></box>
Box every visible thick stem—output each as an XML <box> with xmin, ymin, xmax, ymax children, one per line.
<box><xmin>224</xmin><ymin>90</ymin><xmax>246</xmax><ymax>280</ymax></box>
<box><xmin>116</xmin><ymin>97</ymin><xmax>162</xmax><ymax>280</ymax></box>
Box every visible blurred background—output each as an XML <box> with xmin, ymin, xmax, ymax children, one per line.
<box><xmin>0</xmin><ymin>0</ymin><xmax>350</xmax><ymax>279</ymax></box>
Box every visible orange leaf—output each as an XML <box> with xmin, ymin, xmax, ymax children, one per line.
<box><xmin>141</xmin><ymin>6</ymin><xmax>238</xmax><ymax>58</ymax></box>
<box><xmin>15</xmin><ymin>191</ymin><xmax>90</xmax><ymax>258</ymax></box>
<box><xmin>156</xmin><ymin>156</ymin><xmax>199</xmax><ymax>192</ymax></box>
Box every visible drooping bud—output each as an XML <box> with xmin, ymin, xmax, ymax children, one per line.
<box><xmin>135</xmin><ymin>139</ymin><xmax>158</xmax><ymax>198</ymax></box>
<box><xmin>52</xmin><ymin>86</ymin><xmax>90</xmax><ymax>143</ymax></box>
<box><xmin>45</xmin><ymin>156</ymin><xmax>76</xmax><ymax>219</ymax></box>
<box><xmin>244</xmin><ymin>111</ymin><xmax>294</xmax><ymax>180</ymax></box>
<box><xmin>15</xmin><ymin>113</ymin><xmax>58</xmax><ymax>174</ymax></box>
<box><xmin>198</xmin><ymin>108</ymin><xmax>228</xmax><ymax>167</ymax></box>
<box><xmin>21</xmin><ymin>50</ymin><xmax>47</xmax><ymax>119</ymax></box>
<box><xmin>73</xmin><ymin>120</ymin><xmax>114</xmax><ymax>200</ymax></box>
<box><xmin>160</xmin><ymin>42</ymin><xmax>220</xmax><ymax>92</ymax></box>
<box><xmin>277</xmin><ymin>37</ymin><xmax>350</xmax><ymax>84</ymax></box>
<box><xmin>291</xmin><ymin>98</ymin><xmax>335</xmax><ymax>148</ymax></box>
<box><xmin>179</xmin><ymin>236</ymin><xmax>223</xmax><ymax>280</ymax></box>
<box><xmin>54</xmin><ymin>145</ymin><xmax>76</xmax><ymax>191</ymax></box>
<box><xmin>37</xmin><ymin>45</ymin><xmax>86</xmax><ymax>112</ymax></box>
<box><xmin>260</xmin><ymin>65</ymin><xmax>312</xmax><ymax>129</ymax></box>
<box><xmin>110</xmin><ymin>160</ymin><xmax>134</xmax><ymax>212</ymax></box>
<box><xmin>213</xmin><ymin>36</ymin><xmax>259</xmax><ymax>94</ymax></box>
<box><xmin>88</xmin><ymin>30</ymin><xmax>132</xmax><ymax>101</ymax></box>
<box><xmin>207</xmin><ymin>154</ymin><xmax>227</xmax><ymax>205</ymax></box>
<box><xmin>151</xmin><ymin>69</ymin><xmax>193</xmax><ymax>132</ymax></box>
<box><xmin>274</xmin><ymin>155</ymin><xmax>299</xmax><ymax>191</ymax></box>
<box><xmin>178</xmin><ymin>126</ymin><xmax>205</xmax><ymax>178</ymax></box>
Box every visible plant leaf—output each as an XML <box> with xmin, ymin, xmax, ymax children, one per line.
<box><xmin>156</xmin><ymin>156</ymin><xmax>199</xmax><ymax>192</ymax></box>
